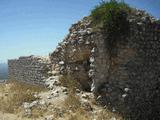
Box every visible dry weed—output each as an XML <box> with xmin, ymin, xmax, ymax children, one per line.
<box><xmin>97</xmin><ymin>108</ymin><xmax>124</xmax><ymax>120</ymax></box>
<box><xmin>0</xmin><ymin>80</ymin><xmax>47</xmax><ymax>114</ymax></box>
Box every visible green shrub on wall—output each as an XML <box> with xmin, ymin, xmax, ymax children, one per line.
<box><xmin>91</xmin><ymin>0</ymin><xmax>131</xmax><ymax>49</ymax></box>
<box><xmin>157</xmin><ymin>19</ymin><xmax>160</xmax><ymax>24</ymax></box>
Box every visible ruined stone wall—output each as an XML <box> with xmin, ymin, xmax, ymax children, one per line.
<box><xmin>91</xmin><ymin>10</ymin><xmax>160</xmax><ymax>119</ymax></box>
<box><xmin>50</xmin><ymin>17</ymin><xmax>94</xmax><ymax>90</ymax></box>
<box><xmin>7</xmin><ymin>8</ymin><xmax>160</xmax><ymax>119</ymax></box>
<box><xmin>50</xmin><ymin>10</ymin><xmax>160</xmax><ymax>119</ymax></box>
<box><xmin>8</xmin><ymin>56</ymin><xmax>51</xmax><ymax>85</ymax></box>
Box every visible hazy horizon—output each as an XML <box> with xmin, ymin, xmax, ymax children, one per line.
<box><xmin>0</xmin><ymin>63</ymin><xmax>8</xmax><ymax>80</ymax></box>
<box><xmin>0</xmin><ymin>0</ymin><xmax>160</xmax><ymax>63</ymax></box>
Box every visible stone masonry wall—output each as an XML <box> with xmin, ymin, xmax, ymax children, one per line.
<box><xmin>8</xmin><ymin>8</ymin><xmax>160</xmax><ymax>119</ymax></box>
<box><xmin>50</xmin><ymin>17</ymin><xmax>94</xmax><ymax>90</ymax></box>
<box><xmin>50</xmin><ymin>9</ymin><xmax>160</xmax><ymax>119</ymax></box>
<box><xmin>91</xmin><ymin>10</ymin><xmax>160</xmax><ymax>119</ymax></box>
<box><xmin>8</xmin><ymin>56</ymin><xmax>51</xmax><ymax>85</ymax></box>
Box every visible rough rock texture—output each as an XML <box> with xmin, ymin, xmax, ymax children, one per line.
<box><xmin>91</xmin><ymin>10</ymin><xmax>160</xmax><ymax>119</ymax></box>
<box><xmin>8</xmin><ymin>8</ymin><xmax>160</xmax><ymax>119</ymax></box>
<box><xmin>50</xmin><ymin>17</ymin><xmax>94</xmax><ymax>90</ymax></box>
<box><xmin>50</xmin><ymin>9</ymin><xmax>160</xmax><ymax>119</ymax></box>
<box><xmin>8</xmin><ymin>56</ymin><xmax>51</xmax><ymax>85</ymax></box>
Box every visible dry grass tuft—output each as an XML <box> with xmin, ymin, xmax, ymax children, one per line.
<box><xmin>31</xmin><ymin>106</ymin><xmax>47</xmax><ymax>118</ymax></box>
<box><xmin>59</xmin><ymin>74</ymin><xmax>124</xmax><ymax>120</ymax></box>
<box><xmin>59</xmin><ymin>74</ymin><xmax>80</xmax><ymax>92</ymax></box>
<box><xmin>97</xmin><ymin>108</ymin><xmax>124</xmax><ymax>120</ymax></box>
<box><xmin>0</xmin><ymin>80</ymin><xmax>47</xmax><ymax>114</ymax></box>
<box><xmin>64</xmin><ymin>93</ymin><xmax>81</xmax><ymax>112</ymax></box>
<box><xmin>62</xmin><ymin>91</ymin><xmax>91</xmax><ymax>120</ymax></box>
<box><xmin>66</xmin><ymin>110</ymin><xmax>91</xmax><ymax>120</ymax></box>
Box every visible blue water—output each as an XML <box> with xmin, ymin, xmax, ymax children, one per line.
<box><xmin>0</xmin><ymin>63</ymin><xmax>8</xmax><ymax>80</ymax></box>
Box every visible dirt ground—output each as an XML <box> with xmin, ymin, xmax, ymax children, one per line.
<box><xmin>0</xmin><ymin>112</ymin><xmax>41</xmax><ymax>120</ymax></box>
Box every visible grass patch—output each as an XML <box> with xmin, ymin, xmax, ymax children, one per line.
<box><xmin>59</xmin><ymin>74</ymin><xmax>80</xmax><ymax>93</ymax></box>
<box><xmin>65</xmin><ymin>110</ymin><xmax>91</xmax><ymax>120</ymax></box>
<box><xmin>0</xmin><ymin>80</ymin><xmax>47</xmax><ymax>114</ymax></box>
<box><xmin>97</xmin><ymin>108</ymin><xmax>124</xmax><ymax>120</ymax></box>
<box><xmin>64</xmin><ymin>93</ymin><xmax>81</xmax><ymax>112</ymax></box>
<box><xmin>63</xmin><ymin>93</ymin><xmax>91</xmax><ymax>120</ymax></box>
<box><xmin>91</xmin><ymin>0</ymin><xmax>131</xmax><ymax>51</ymax></box>
<box><xmin>31</xmin><ymin>106</ymin><xmax>47</xmax><ymax>118</ymax></box>
<box><xmin>62</xmin><ymin>94</ymin><xmax>124</xmax><ymax>120</ymax></box>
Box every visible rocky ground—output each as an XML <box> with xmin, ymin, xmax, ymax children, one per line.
<box><xmin>0</xmin><ymin>58</ymin><xmax>124</xmax><ymax>120</ymax></box>
<box><xmin>0</xmin><ymin>73</ymin><xmax>124</xmax><ymax>120</ymax></box>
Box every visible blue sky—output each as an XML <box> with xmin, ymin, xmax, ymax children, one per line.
<box><xmin>0</xmin><ymin>0</ymin><xmax>159</xmax><ymax>63</ymax></box>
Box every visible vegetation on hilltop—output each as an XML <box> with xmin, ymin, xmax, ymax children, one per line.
<box><xmin>91</xmin><ymin>0</ymin><xmax>131</xmax><ymax>50</ymax></box>
<box><xmin>156</xmin><ymin>19</ymin><xmax>160</xmax><ymax>25</ymax></box>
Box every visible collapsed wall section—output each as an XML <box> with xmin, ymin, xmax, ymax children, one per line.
<box><xmin>49</xmin><ymin>9</ymin><xmax>160</xmax><ymax>119</ymax></box>
<box><xmin>7</xmin><ymin>7</ymin><xmax>160</xmax><ymax>119</ymax></box>
<box><xmin>8</xmin><ymin>56</ymin><xmax>51</xmax><ymax>85</ymax></box>
<box><xmin>50</xmin><ymin>17</ymin><xmax>94</xmax><ymax>90</ymax></box>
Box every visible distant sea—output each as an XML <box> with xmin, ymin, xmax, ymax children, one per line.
<box><xmin>0</xmin><ymin>73</ymin><xmax>8</xmax><ymax>80</ymax></box>
<box><xmin>0</xmin><ymin>63</ymin><xmax>8</xmax><ymax>80</ymax></box>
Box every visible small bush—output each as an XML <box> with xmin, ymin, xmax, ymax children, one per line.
<box><xmin>91</xmin><ymin>0</ymin><xmax>131</xmax><ymax>50</ymax></box>
<box><xmin>59</xmin><ymin>74</ymin><xmax>80</xmax><ymax>93</ymax></box>
<box><xmin>157</xmin><ymin>19</ymin><xmax>160</xmax><ymax>24</ymax></box>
